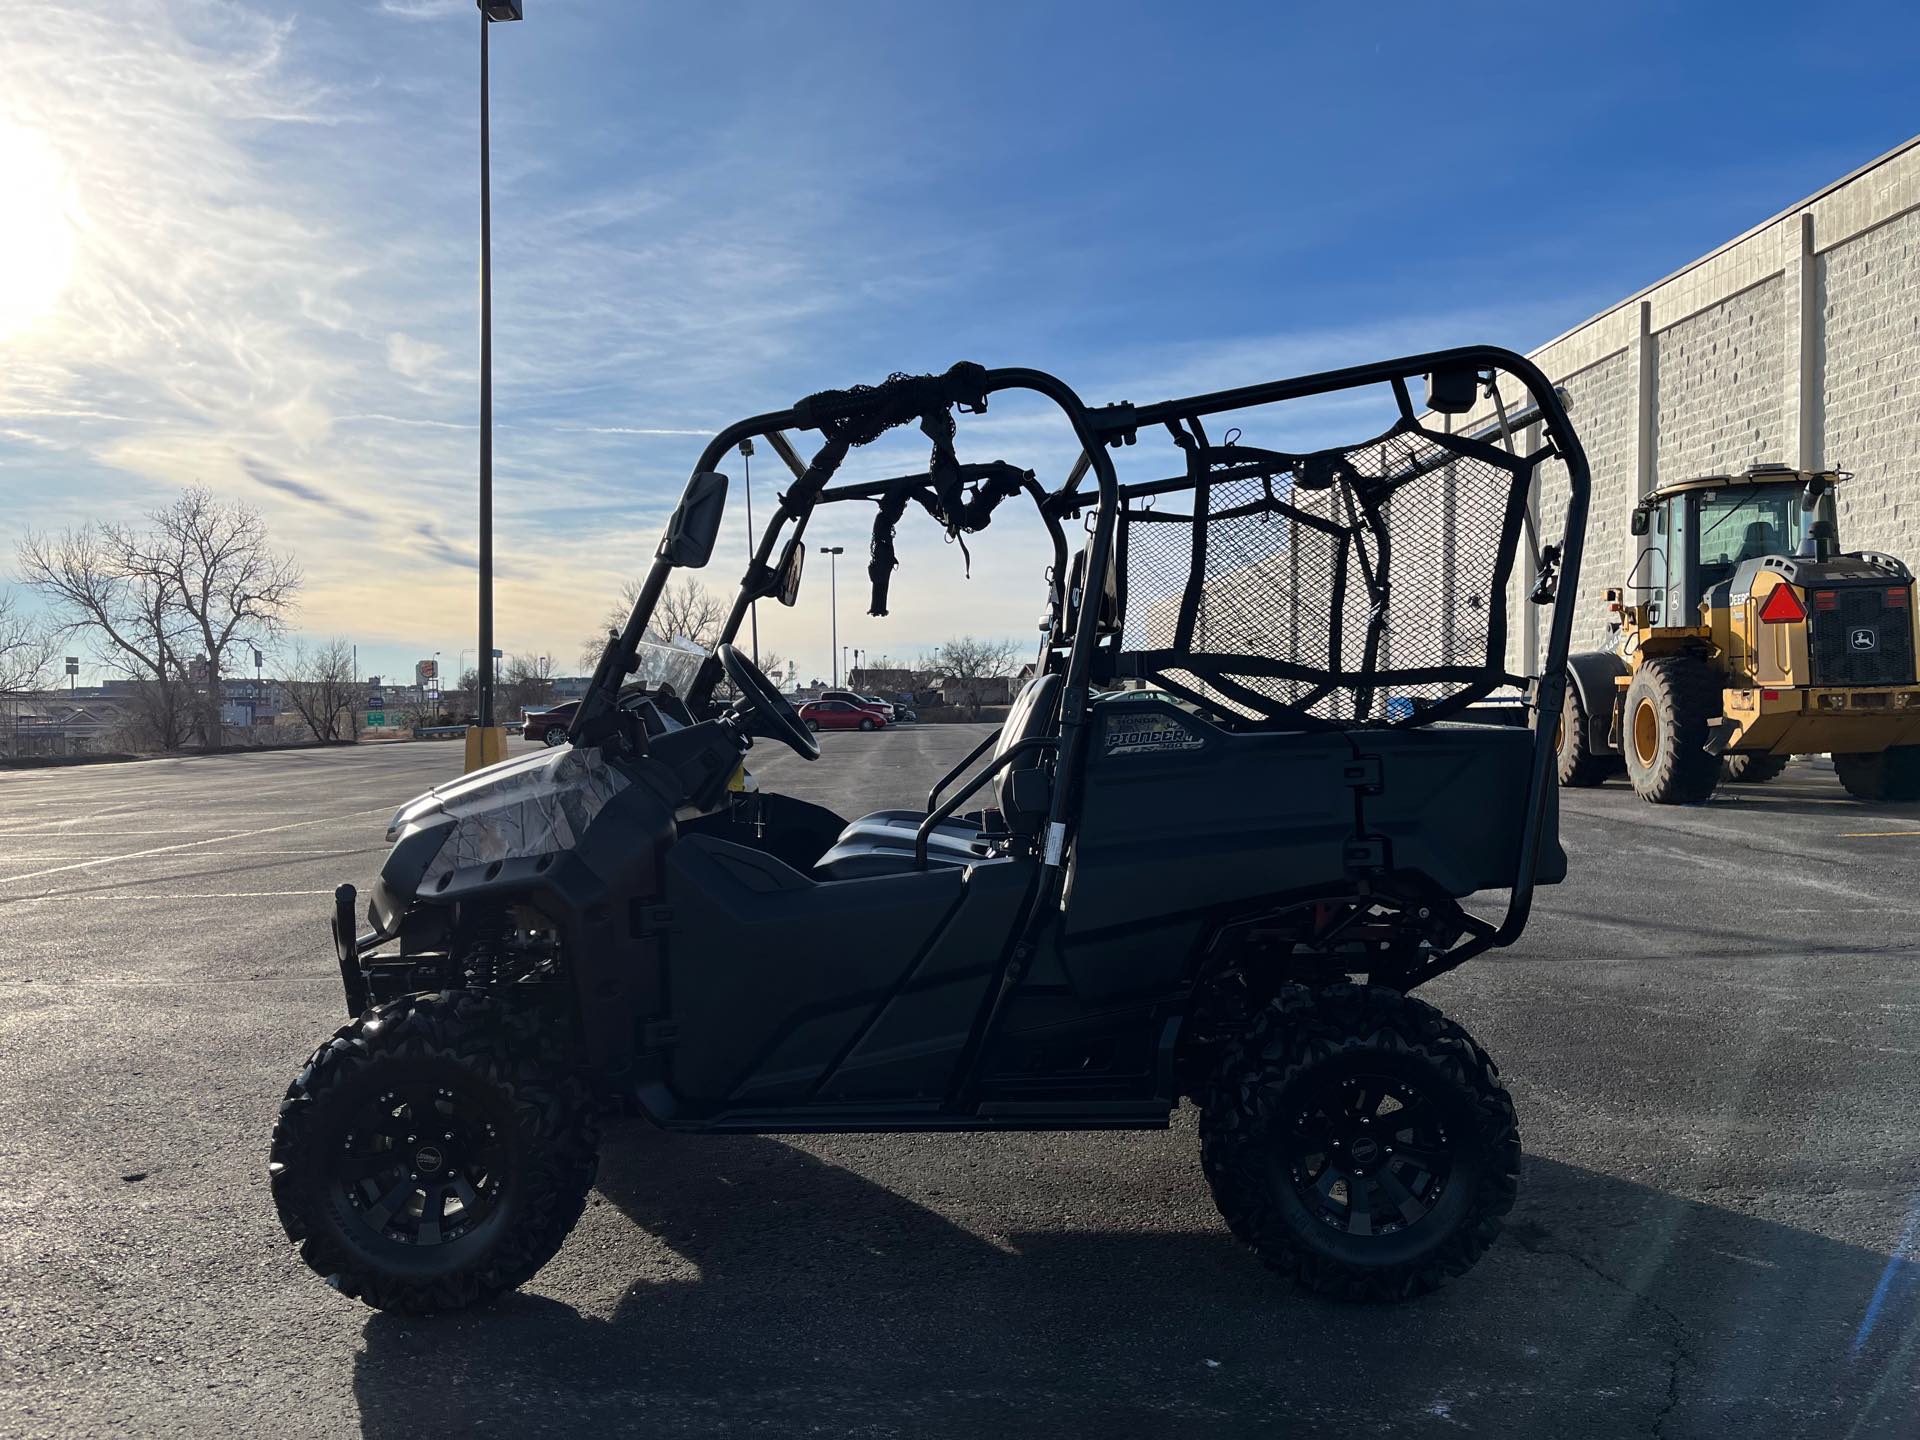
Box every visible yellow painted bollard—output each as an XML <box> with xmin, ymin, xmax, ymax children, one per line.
<box><xmin>463</xmin><ymin>725</ymin><xmax>509</xmax><ymax>773</ymax></box>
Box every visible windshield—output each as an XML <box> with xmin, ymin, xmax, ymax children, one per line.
<box><xmin>1696</xmin><ymin>485</ymin><xmax>1805</xmax><ymax>586</ymax></box>
<box><xmin>632</xmin><ymin>635</ymin><xmax>706</xmax><ymax>696</ymax></box>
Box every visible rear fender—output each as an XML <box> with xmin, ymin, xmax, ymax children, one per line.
<box><xmin>1566</xmin><ymin>651</ymin><xmax>1628</xmax><ymax>753</ymax></box>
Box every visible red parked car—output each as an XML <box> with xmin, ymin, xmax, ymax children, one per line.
<box><xmin>797</xmin><ymin>698</ymin><xmax>887</xmax><ymax>732</ymax></box>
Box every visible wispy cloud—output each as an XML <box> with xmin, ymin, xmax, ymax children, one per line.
<box><xmin>377</xmin><ymin>0</ymin><xmax>473</xmax><ymax>20</ymax></box>
<box><xmin>386</xmin><ymin>332</ymin><xmax>446</xmax><ymax>381</ymax></box>
<box><xmin>241</xmin><ymin>454</ymin><xmax>378</xmax><ymax>525</ymax></box>
<box><xmin>555</xmin><ymin>425</ymin><xmax>715</xmax><ymax>437</ymax></box>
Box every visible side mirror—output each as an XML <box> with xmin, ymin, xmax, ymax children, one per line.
<box><xmin>1630</xmin><ymin>507</ymin><xmax>1652</xmax><ymax>537</ymax></box>
<box><xmin>777</xmin><ymin>537</ymin><xmax>805</xmax><ymax>606</ymax></box>
<box><xmin>1425</xmin><ymin>365</ymin><xmax>1480</xmax><ymax>415</ymax></box>
<box><xmin>659</xmin><ymin>471</ymin><xmax>729</xmax><ymax>568</ymax></box>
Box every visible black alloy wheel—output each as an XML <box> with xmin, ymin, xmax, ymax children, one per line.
<box><xmin>1279</xmin><ymin>1067</ymin><xmax>1451</xmax><ymax>1239</ymax></box>
<box><xmin>334</xmin><ymin>1082</ymin><xmax>509</xmax><ymax>1249</ymax></box>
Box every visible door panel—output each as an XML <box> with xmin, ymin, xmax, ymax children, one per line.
<box><xmin>661</xmin><ymin>836</ymin><xmax>973</xmax><ymax>1111</ymax></box>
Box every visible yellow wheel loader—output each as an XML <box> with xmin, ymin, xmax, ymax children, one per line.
<box><xmin>1557</xmin><ymin>464</ymin><xmax>1920</xmax><ymax>804</ymax></box>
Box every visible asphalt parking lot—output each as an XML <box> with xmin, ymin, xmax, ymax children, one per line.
<box><xmin>3</xmin><ymin>731</ymin><xmax>1920</xmax><ymax>1437</ymax></box>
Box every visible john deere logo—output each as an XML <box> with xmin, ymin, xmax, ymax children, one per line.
<box><xmin>1850</xmin><ymin>627</ymin><xmax>1878</xmax><ymax>652</ymax></box>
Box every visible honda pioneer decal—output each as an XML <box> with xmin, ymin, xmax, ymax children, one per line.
<box><xmin>1103</xmin><ymin>709</ymin><xmax>1205</xmax><ymax>756</ymax></box>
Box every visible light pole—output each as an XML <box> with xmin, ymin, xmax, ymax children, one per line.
<box><xmin>820</xmin><ymin>546</ymin><xmax>844</xmax><ymax>686</ymax></box>
<box><xmin>476</xmin><ymin>0</ymin><xmax>522</xmax><ymax>737</ymax></box>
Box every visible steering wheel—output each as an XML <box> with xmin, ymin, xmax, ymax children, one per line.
<box><xmin>717</xmin><ymin>643</ymin><xmax>818</xmax><ymax>761</ymax></box>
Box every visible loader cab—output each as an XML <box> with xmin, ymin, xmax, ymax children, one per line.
<box><xmin>1629</xmin><ymin>465</ymin><xmax>1838</xmax><ymax>625</ymax></box>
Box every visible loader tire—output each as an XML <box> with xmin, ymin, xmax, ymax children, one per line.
<box><xmin>1200</xmin><ymin>983</ymin><xmax>1519</xmax><ymax>1302</ymax></box>
<box><xmin>1622</xmin><ymin>656</ymin><xmax>1721</xmax><ymax>804</ymax></box>
<box><xmin>1723</xmin><ymin>751</ymin><xmax>1790</xmax><ymax>784</ymax></box>
<box><xmin>1835</xmin><ymin>747</ymin><xmax>1920</xmax><ymax>803</ymax></box>
<box><xmin>1555</xmin><ymin>683</ymin><xmax>1618</xmax><ymax>787</ymax></box>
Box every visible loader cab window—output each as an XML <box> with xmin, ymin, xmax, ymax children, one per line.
<box><xmin>1695</xmin><ymin>486</ymin><xmax>1805</xmax><ymax>596</ymax></box>
<box><xmin>1648</xmin><ymin>485</ymin><xmax>1807</xmax><ymax>624</ymax></box>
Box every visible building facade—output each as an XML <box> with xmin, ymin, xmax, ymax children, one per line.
<box><xmin>1439</xmin><ymin>135</ymin><xmax>1920</xmax><ymax>672</ymax></box>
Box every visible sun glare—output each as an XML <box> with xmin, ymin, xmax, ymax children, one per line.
<box><xmin>0</xmin><ymin>119</ymin><xmax>76</xmax><ymax>341</ymax></box>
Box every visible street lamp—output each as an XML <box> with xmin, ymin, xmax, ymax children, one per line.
<box><xmin>820</xmin><ymin>546</ymin><xmax>844</xmax><ymax>686</ymax></box>
<box><xmin>475</xmin><ymin>0</ymin><xmax>522</xmax><ymax>739</ymax></box>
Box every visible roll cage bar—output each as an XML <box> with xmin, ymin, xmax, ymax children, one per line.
<box><xmin>572</xmin><ymin>347</ymin><xmax>1588</xmax><ymax>968</ymax></box>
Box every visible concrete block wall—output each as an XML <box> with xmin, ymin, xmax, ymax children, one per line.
<box><xmin>1429</xmin><ymin>134</ymin><xmax>1920</xmax><ymax>675</ymax></box>
<box><xmin>1818</xmin><ymin>207</ymin><xmax>1920</xmax><ymax>558</ymax></box>
<box><xmin>1652</xmin><ymin>276</ymin><xmax>1786</xmax><ymax>482</ymax></box>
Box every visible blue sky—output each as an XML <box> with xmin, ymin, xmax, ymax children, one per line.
<box><xmin>4</xmin><ymin>0</ymin><xmax>1919</xmax><ymax>688</ymax></box>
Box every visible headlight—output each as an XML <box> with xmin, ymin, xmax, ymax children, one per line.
<box><xmin>386</xmin><ymin>796</ymin><xmax>443</xmax><ymax>842</ymax></box>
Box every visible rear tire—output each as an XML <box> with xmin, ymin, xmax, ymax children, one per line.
<box><xmin>1835</xmin><ymin>747</ymin><xmax>1920</xmax><ymax>802</ymax></box>
<box><xmin>1723</xmin><ymin>751</ymin><xmax>1789</xmax><ymax>784</ymax></box>
<box><xmin>1555</xmin><ymin>684</ymin><xmax>1617</xmax><ymax>787</ymax></box>
<box><xmin>542</xmin><ymin>725</ymin><xmax>567</xmax><ymax>747</ymax></box>
<box><xmin>269</xmin><ymin>991</ymin><xmax>599</xmax><ymax>1314</ymax></box>
<box><xmin>1199</xmin><ymin>983</ymin><xmax>1519</xmax><ymax>1302</ymax></box>
<box><xmin>1622</xmin><ymin>656</ymin><xmax>1722</xmax><ymax>804</ymax></box>
<box><xmin>804</xmin><ymin>718</ymin><xmax>819</xmax><ymax>733</ymax></box>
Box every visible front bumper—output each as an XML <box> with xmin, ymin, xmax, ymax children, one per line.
<box><xmin>330</xmin><ymin>883</ymin><xmax>404</xmax><ymax>1017</ymax></box>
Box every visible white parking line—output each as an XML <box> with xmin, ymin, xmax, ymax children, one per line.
<box><xmin>0</xmin><ymin>890</ymin><xmax>334</xmax><ymax>903</ymax></box>
<box><xmin>0</xmin><ymin>807</ymin><xmax>391</xmax><ymax>887</ymax></box>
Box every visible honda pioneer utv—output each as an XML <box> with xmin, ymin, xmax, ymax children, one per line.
<box><xmin>270</xmin><ymin>348</ymin><xmax>1589</xmax><ymax>1313</ymax></box>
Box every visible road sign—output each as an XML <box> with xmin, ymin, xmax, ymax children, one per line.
<box><xmin>367</xmin><ymin>711</ymin><xmax>386</xmax><ymax>727</ymax></box>
<box><xmin>415</xmin><ymin>659</ymin><xmax>438</xmax><ymax>688</ymax></box>
<box><xmin>64</xmin><ymin>657</ymin><xmax>78</xmax><ymax>676</ymax></box>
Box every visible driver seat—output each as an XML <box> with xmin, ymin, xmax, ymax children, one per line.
<box><xmin>1738</xmin><ymin>520</ymin><xmax>1779</xmax><ymax>561</ymax></box>
<box><xmin>813</xmin><ymin>673</ymin><xmax>1061</xmax><ymax>880</ymax></box>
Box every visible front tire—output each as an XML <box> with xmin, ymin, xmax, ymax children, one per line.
<box><xmin>1723</xmin><ymin>751</ymin><xmax>1789</xmax><ymax>784</ymax></box>
<box><xmin>1199</xmin><ymin>983</ymin><xmax>1519</xmax><ymax>1301</ymax></box>
<box><xmin>269</xmin><ymin>991</ymin><xmax>599</xmax><ymax>1314</ymax></box>
<box><xmin>804</xmin><ymin>718</ymin><xmax>819</xmax><ymax>733</ymax></box>
<box><xmin>1835</xmin><ymin>747</ymin><xmax>1920</xmax><ymax>802</ymax></box>
<box><xmin>1622</xmin><ymin>656</ymin><xmax>1722</xmax><ymax>804</ymax></box>
<box><xmin>858</xmin><ymin>717</ymin><xmax>876</xmax><ymax>731</ymax></box>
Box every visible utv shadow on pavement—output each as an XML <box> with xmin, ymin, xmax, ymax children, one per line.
<box><xmin>351</xmin><ymin>1126</ymin><xmax>1920</xmax><ymax>1439</ymax></box>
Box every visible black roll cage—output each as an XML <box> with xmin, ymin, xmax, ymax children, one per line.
<box><xmin>572</xmin><ymin>347</ymin><xmax>1589</xmax><ymax>970</ymax></box>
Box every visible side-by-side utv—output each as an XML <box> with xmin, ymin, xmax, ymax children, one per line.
<box><xmin>269</xmin><ymin>349</ymin><xmax>1589</xmax><ymax>1312</ymax></box>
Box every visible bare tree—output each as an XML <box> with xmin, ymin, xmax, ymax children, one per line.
<box><xmin>581</xmin><ymin>575</ymin><xmax>731</xmax><ymax>673</ymax></box>
<box><xmin>929</xmin><ymin>635</ymin><xmax>1022</xmax><ymax>720</ymax></box>
<box><xmin>128</xmin><ymin>488</ymin><xmax>301</xmax><ymax>748</ymax></box>
<box><xmin>16</xmin><ymin>524</ymin><xmax>196</xmax><ymax>750</ymax></box>
<box><xmin>580</xmin><ymin>578</ymin><xmax>643</xmax><ymax>671</ymax></box>
<box><xmin>279</xmin><ymin>637</ymin><xmax>360</xmax><ymax>742</ymax></box>
<box><xmin>0</xmin><ymin>590</ymin><xmax>55</xmax><ymax>697</ymax></box>
<box><xmin>656</xmin><ymin>576</ymin><xmax>726</xmax><ymax>648</ymax></box>
<box><xmin>500</xmin><ymin>653</ymin><xmax>558</xmax><ymax>718</ymax></box>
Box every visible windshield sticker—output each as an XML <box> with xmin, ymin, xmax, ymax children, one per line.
<box><xmin>1104</xmin><ymin>710</ymin><xmax>1205</xmax><ymax>756</ymax></box>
